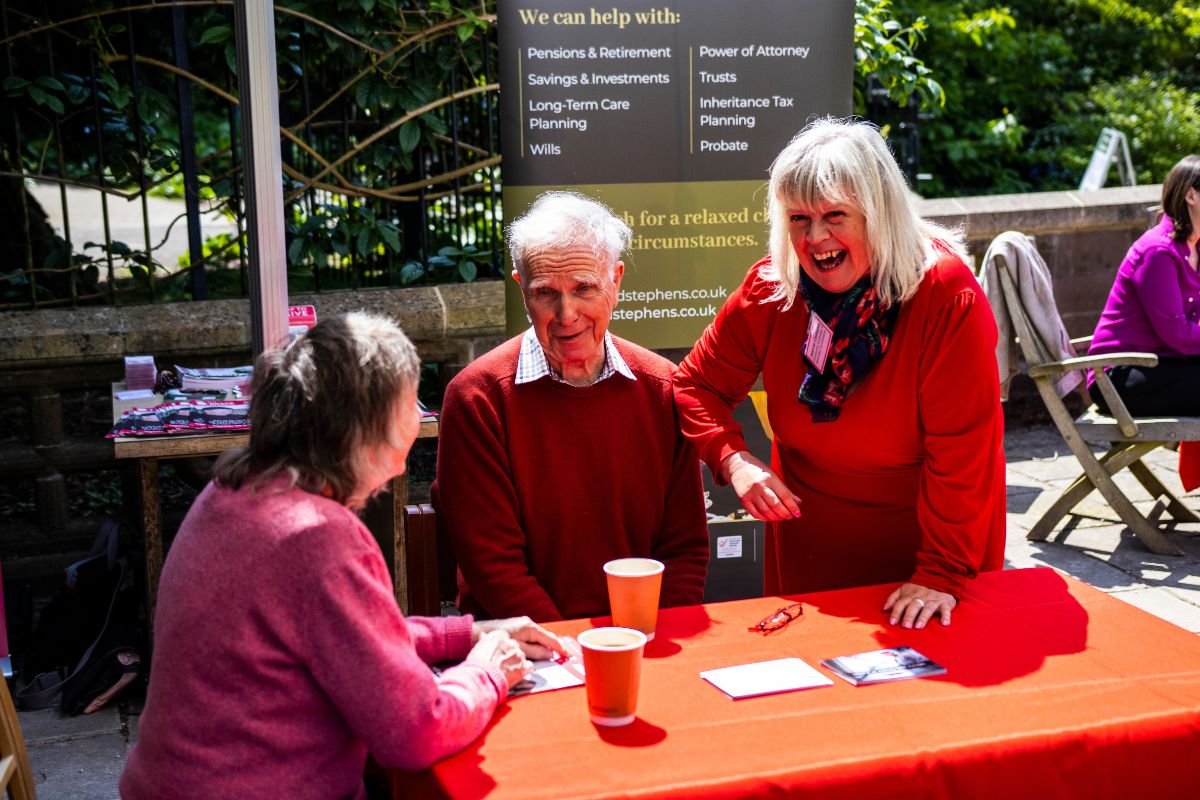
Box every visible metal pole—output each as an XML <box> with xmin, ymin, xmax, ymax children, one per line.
<box><xmin>172</xmin><ymin>6</ymin><xmax>207</xmax><ymax>300</ymax></box>
<box><xmin>233</xmin><ymin>0</ymin><xmax>289</xmax><ymax>357</ymax></box>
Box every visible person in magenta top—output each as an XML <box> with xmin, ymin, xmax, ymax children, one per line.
<box><xmin>674</xmin><ymin>118</ymin><xmax>1005</xmax><ymax>630</ymax></box>
<box><xmin>120</xmin><ymin>313</ymin><xmax>564</xmax><ymax>800</ymax></box>
<box><xmin>433</xmin><ymin>191</ymin><xmax>709</xmax><ymax>622</ymax></box>
<box><xmin>1088</xmin><ymin>155</ymin><xmax>1200</xmax><ymax>415</ymax></box>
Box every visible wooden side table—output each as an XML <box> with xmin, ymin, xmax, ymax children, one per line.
<box><xmin>110</xmin><ymin>383</ymin><xmax>438</xmax><ymax>628</ymax></box>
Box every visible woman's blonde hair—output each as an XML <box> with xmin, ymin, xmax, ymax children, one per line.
<box><xmin>761</xmin><ymin>117</ymin><xmax>966</xmax><ymax>309</ymax></box>
<box><xmin>212</xmin><ymin>311</ymin><xmax>420</xmax><ymax>503</ymax></box>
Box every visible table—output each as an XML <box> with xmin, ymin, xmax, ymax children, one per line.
<box><xmin>388</xmin><ymin>567</ymin><xmax>1200</xmax><ymax>799</ymax></box>
<box><xmin>110</xmin><ymin>383</ymin><xmax>438</xmax><ymax>626</ymax></box>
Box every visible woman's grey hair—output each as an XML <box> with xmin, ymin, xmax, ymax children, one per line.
<box><xmin>1160</xmin><ymin>154</ymin><xmax>1200</xmax><ymax>243</ymax></box>
<box><xmin>506</xmin><ymin>190</ymin><xmax>631</xmax><ymax>281</ymax></box>
<box><xmin>212</xmin><ymin>311</ymin><xmax>420</xmax><ymax>503</ymax></box>
<box><xmin>761</xmin><ymin>116</ymin><xmax>967</xmax><ymax>309</ymax></box>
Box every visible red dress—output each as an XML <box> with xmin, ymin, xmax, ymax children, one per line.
<box><xmin>675</xmin><ymin>251</ymin><xmax>1005</xmax><ymax>597</ymax></box>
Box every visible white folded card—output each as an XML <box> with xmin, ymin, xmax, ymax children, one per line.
<box><xmin>700</xmin><ymin>657</ymin><xmax>833</xmax><ymax>699</ymax></box>
<box><xmin>115</xmin><ymin>389</ymin><xmax>156</xmax><ymax>401</ymax></box>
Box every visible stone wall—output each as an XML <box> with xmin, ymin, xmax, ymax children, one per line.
<box><xmin>0</xmin><ymin>183</ymin><xmax>1161</xmax><ymax>382</ymax></box>
<box><xmin>0</xmin><ymin>280</ymin><xmax>505</xmax><ymax>385</ymax></box>
<box><xmin>923</xmin><ymin>184</ymin><xmax>1159</xmax><ymax>337</ymax></box>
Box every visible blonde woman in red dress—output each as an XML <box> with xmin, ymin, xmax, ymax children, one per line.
<box><xmin>675</xmin><ymin>117</ymin><xmax>1005</xmax><ymax>630</ymax></box>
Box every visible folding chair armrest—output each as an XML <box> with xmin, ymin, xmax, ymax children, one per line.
<box><xmin>1028</xmin><ymin>352</ymin><xmax>1158</xmax><ymax>378</ymax></box>
<box><xmin>1091</xmin><ymin>366</ymin><xmax>1141</xmax><ymax>439</ymax></box>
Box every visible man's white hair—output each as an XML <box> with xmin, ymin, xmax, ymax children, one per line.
<box><xmin>506</xmin><ymin>191</ymin><xmax>631</xmax><ymax>281</ymax></box>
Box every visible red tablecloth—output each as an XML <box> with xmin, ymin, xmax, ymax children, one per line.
<box><xmin>387</xmin><ymin>567</ymin><xmax>1200</xmax><ymax>799</ymax></box>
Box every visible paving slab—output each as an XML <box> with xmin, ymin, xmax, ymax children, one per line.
<box><xmin>19</xmin><ymin>705</ymin><xmax>121</xmax><ymax>746</ymax></box>
<box><xmin>29</xmin><ymin>731</ymin><xmax>129</xmax><ymax>800</ymax></box>
<box><xmin>1105</xmin><ymin>587</ymin><xmax>1200</xmax><ymax>633</ymax></box>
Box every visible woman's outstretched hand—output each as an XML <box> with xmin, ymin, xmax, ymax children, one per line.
<box><xmin>472</xmin><ymin>617</ymin><xmax>567</xmax><ymax>661</ymax></box>
<box><xmin>721</xmin><ymin>450</ymin><xmax>802</xmax><ymax>522</ymax></box>
<box><xmin>465</xmin><ymin>630</ymin><xmax>533</xmax><ymax>689</ymax></box>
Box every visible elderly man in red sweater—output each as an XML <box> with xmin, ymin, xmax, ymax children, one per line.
<box><xmin>433</xmin><ymin>191</ymin><xmax>709</xmax><ymax>622</ymax></box>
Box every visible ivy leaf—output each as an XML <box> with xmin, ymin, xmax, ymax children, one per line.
<box><xmin>287</xmin><ymin>237</ymin><xmax>304</xmax><ymax>263</ymax></box>
<box><xmin>43</xmin><ymin>95</ymin><xmax>65</xmax><ymax>114</ymax></box>
<box><xmin>457</xmin><ymin>23</ymin><xmax>474</xmax><ymax>43</ymax></box>
<box><xmin>408</xmin><ymin>76</ymin><xmax>438</xmax><ymax>105</ymax></box>
<box><xmin>458</xmin><ymin>259</ymin><xmax>477</xmax><ymax>282</ymax></box>
<box><xmin>372</xmin><ymin>147</ymin><xmax>393</xmax><ymax>170</ymax></box>
<box><xmin>66</xmin><ymin>83</ymin><xmax>90</xmax><ymax>105</ymax></box>
<box><xmin>34</xmin><ymin>76</ymin><xmax>66</xmax><ymax>91</ymax></box>
<box><xmin>200</xmin><ymin>25</ymin><xmax>232</xmax><ymax>46</ymax></box>
<box><xmin>356</xmin><ymin>228</ymin><xmax>371</xmax><ymax>257</ymax></box>
<box><xmin>398</xmin><ymin>121</ymin><xmax>421</xmax><ymax>153</ymax></box>
<box><xmin>423</xmin><ymin>114</ymin><xmax>448</xmax><ymax>136</ymax></box>
<box><xmin>400</xmin><ymin>261</ymin><xmax>425</xmax><ymax>284</ymax></box>
<box><xmin>3</xmin><ymin>76</ymin><xmax>29</xmax><ymax>93</ymax></box>
<box><xmin>377</xmin><ymin>221</ymin><xmax>401</xmax><ymax>251</ymax></box>
<box><xmin>359</xmin><ymin>0</ymin><xmax>376</xmax><ymax>11</ymax></box>
<box><xmin>355</xmin><ymin>78</ymin><xmax>373</xmax><ymax>110</ymax></box>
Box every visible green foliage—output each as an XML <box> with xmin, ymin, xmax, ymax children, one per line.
<box><xmin>401</xmin><ymin>243</ymin><xmax>494</xmax><ymax>285</ymax></box>
<box><xmin>889</xmin><ymin>0</ymin><xmax>1200</xmax><ymax>195</ymax></box>
<box><xmin>854</xmin><ymin>0</ymin><xmax>944</xmax><ymax>111</ymax></box>
<box><xmin>2</xmin><ymin>0</ymin><xmax>501</xmax><ymax>308</ymax></box>
<box><xmin>1057</xmin><ymin>74</ymin><xmax>1200</xmax><ymax>185</ymax></box>
<box><xmin>6</xmin><ymin>0</ymin><xmax>1198</xmax><ymax>312</ymax></box>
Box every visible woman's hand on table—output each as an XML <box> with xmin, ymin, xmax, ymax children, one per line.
<box><xmin>465</xmin><ymin>630</ymin><xmax>533</xmax><ymax>689</ymax></box>
<box><xmin>721</xmin><ymin>450</ymin><xmax>802</xmax><ymax>522</ymax></box>
<box><xmin>884</xmin><ymin>583</ymin><xmax>956</xmax><ymax>629</ymax></box>
<box><xmin>472</xmin><ymin>617</ymin><xmax>568</xmax><ymax>661</ymax></box>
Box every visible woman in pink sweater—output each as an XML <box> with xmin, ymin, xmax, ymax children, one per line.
<box><xmin>120</xmin><ymin>313</ymin><xmax>563</xmax><ymax>800</ymax></box>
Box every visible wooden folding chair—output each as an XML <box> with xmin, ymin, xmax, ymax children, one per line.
<box><xmin>0</xmin><ymin>678</ymin><xmax>36</xmax><ymax>800</ymax></box>
<box><xmin>994</xmin><ymin>249</ymin><xmax>1200</xmax><ymax>556</ymax></box>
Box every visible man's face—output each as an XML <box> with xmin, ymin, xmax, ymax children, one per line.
<box><xmin>516</xmin><ymin>245</ymin><xmax>623</xmax><ymax>384</ymax></box>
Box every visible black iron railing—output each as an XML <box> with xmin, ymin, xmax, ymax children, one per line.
<box><xmin>0</xmin><ymin>1</ymin><xmax>503</xmax><ymax>311</ymax></box>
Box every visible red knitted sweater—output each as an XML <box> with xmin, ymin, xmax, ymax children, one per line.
<box><xmin>433</xmin><ymin>334</ymin><xmax>709</xmax><ymax>621</ymax></box>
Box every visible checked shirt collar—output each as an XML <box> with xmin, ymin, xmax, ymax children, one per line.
<box><xmin>515</xmin><ymin>328</ymin><xmax>636</xmax><ymax>386</ymax></box>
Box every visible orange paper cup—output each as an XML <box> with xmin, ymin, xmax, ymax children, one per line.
<box><xmin>578</xmin><ymin>626</ymin><xmax>647</xmax><ymax>727</ymax></box>
<box><xmin>604</xmin><ymin>558</ymin><xmax>664</xmax><ymax>640</ymax></box>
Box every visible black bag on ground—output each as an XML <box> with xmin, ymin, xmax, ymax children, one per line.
<box><xmin>15</xmin><ymin>520</ymin><xmax>146</xmax><ymax>714</ymax></box>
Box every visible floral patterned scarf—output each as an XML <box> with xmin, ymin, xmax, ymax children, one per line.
<box><xmin>797</xmin><ymin>270</ymin><xmax>900</xmax><ymax>422</ymax></box>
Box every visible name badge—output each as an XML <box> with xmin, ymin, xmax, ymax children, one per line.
<box><xmin>804</xmin><ymin>312</ymin><xmax>833</xmax><ymax>372</ymax></box>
